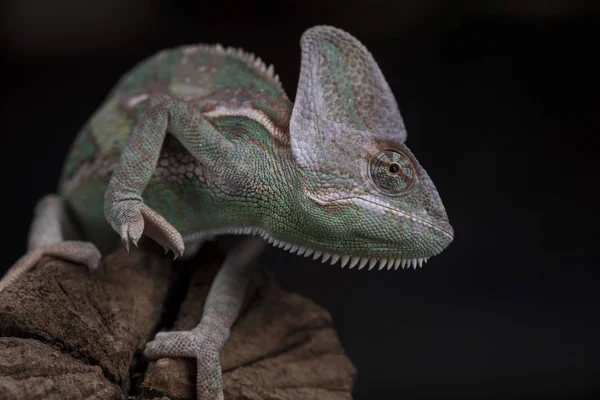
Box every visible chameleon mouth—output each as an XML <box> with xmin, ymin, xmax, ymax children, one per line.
<box><xmin>187</xmin><ymin>227</ymin><xmax>431</xmax><ymax>270</ymax></box>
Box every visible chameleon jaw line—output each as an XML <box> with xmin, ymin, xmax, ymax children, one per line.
<box><xmin>187</xmin><ymin>227</ymin><xmax>430</xmax><ymax>270</ymax></box>
<box><xmin>267</xmin><ymin>235</ymin><xmax>429</xmax><ymax>270</ymax></box>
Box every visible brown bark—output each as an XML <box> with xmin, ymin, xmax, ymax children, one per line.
<box><xmin>0</xmin><ymin>246</ymin><xmax>173</xmax><ymax>399</ymax></box>
<box><xmin>0</xmin><ymin>243</ymin><xmax>356</xmax><ymax>400</ymax></box>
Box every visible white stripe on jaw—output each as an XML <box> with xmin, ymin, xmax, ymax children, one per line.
<box><xmin>302</xmin><ymin>191</ymin><xmax>453</xmax><ymax>241</ymax></box>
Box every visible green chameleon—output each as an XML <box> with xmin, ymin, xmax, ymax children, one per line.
<box><xmin>0</xmin><ymin>26</ymin><xmax>453</xmax><ymax>399</ymax></box>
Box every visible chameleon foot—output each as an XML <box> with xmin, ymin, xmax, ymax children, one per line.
<box><xmin>144</xmin><ymin>326</ymin><xmax>227</xmax><ymax>400</ymax></box>
<box><xmin>0</xmin><ymin>241</ymin><xmax>101</xmax><ymax>293</ymax></box>
<box><xmin>105</xmin><ymin>198</ymin><xmax>184</xmax><ymax>258</ymax></box>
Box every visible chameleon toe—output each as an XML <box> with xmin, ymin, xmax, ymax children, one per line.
<box><xmin>144</xmin><ymin>330</ymin><xmax>201</xmax><ymax>359</ymax></box>
<box><xmin>144</xmin><ymin>328</ymin><xmax>225</xmax><ymax>400</ymax></box>
<box><xmin>139</xmin><ymin>204</ymin><xmax>185</xmax><ymax>257</ymax></box>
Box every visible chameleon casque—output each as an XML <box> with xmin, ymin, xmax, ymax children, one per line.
<box><xmin>0</xmin><ymin>26</ymin><xmax>453</xmax><ymax>398</ymax></box>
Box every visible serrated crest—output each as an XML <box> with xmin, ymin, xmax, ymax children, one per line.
<box><xmin>181</xmin><ymin>43</ymin><xmax>285</xmax><ymax>95</ymax></box>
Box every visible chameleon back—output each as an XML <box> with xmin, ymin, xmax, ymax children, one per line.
<box><xmin>58</xmin><ymin>44</ymin><xmax>292</xmax><ymax>253</ymax></box>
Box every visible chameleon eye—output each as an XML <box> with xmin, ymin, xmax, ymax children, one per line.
<box><xmin>369</xmin><ymin>149</ymin><xmax>416</xmax><ymax>196</ymax></box>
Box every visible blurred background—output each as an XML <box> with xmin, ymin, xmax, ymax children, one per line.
<box><xmin>1</xmin><ymin>0</ymin><xmax>598</xmax><ymax>398</ymax></box>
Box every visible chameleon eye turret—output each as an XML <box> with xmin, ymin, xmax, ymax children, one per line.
<box><xmin>369</xmin><ymin>149</ymin><xmax>416</xmax><ymax>196</ymax></box>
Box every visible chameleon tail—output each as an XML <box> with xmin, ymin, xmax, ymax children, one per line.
<box><xmin>0</xmin><ymin>194</ymin><xmax>101</xmax><ymax>293</ymax></box>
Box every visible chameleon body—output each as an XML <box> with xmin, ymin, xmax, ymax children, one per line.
<box><xmin>60</xmin><ymin>43</ymin><xmax>295</xmax><ymax>258</ymax></box>
<box><xmin>0</xmin><ymin>26</ymin><xmax>453</xmax><ymax>399</ymax></box>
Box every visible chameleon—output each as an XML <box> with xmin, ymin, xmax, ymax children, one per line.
<box><xmin>0</xmin><ymin>26</ymin><xmax>453</xmax><ymax>399</ymax></box>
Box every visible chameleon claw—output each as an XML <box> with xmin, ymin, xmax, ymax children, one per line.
<box><xmin>122</xmin><ymin>237</ymin><xmax>130</xmax><ymax>253</ymax></box>
<box><xmin>120</xmin><ymin>225</ymin><xmax>130</xmax><ymax>252</ymax></box>
<box><xmin>162</xmin><ymin>245</ymin><xmax>182</xmax><ymax>260</ymax></box>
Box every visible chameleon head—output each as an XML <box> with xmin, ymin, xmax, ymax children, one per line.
<box><xmin>269</xmin><ymin>25</ymin><xmax>453</xmax><ymax>269</ymax></box>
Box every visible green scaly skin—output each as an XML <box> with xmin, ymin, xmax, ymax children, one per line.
<box><xmin>1</xmin><ymin>26</ymin><xmax>453</xmax><ymax>399</ymax></box>
<box><xmin>59</xmin><ymin>28</ymin><xmax>453</xmax><ymax>268</ymax></box>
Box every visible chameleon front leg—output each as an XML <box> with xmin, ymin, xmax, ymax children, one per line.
<box><xmin>144</xmin><ymin>235</ymin><xmax>267</xmax><ymax>400</ymax></box>
<box><xmin>0</xmin><ymin>195</ymin><xmax>101</xmax><ymax>293</ymax></box>
<box><xmin>104</xmin><ymin>94</ymin><xmax>233</xmax><ymax>257</ymax></box>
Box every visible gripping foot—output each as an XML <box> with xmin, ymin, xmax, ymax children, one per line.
<box><xmin>105</xmin><ymin>198</ymin><xmax>184</xmax><ymax>259</ymax></box>
<box><xmin>145</xmin><ymin>324</ymin><xmax>227</xmax><ymax>400</ymax></box>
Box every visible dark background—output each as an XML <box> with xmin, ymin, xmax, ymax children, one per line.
<box><xmin>1</xmin><ymin>0</ymin><xmax>598</xmax><ymax>398</ymax></box>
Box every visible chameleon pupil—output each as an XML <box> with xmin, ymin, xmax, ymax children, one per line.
<box><xmin>388</xmin><ymin>163</ymin><xmax>400</xmax><ymax>174</ymax></box>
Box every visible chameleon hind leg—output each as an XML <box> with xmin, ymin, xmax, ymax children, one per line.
<box><xmin>103</xmin><ymin>93</ymin><xmax>233</xmax><ymax>258</ymax></box>
<box><xmin>144</xmin><ymin>236</ymin><xmax>267</xmax><ymax>400</ymax></box>
<box><xmin>0</xmin><ymin>194</ymin><xmax>101</xmax><ymax>293</ymax></box>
